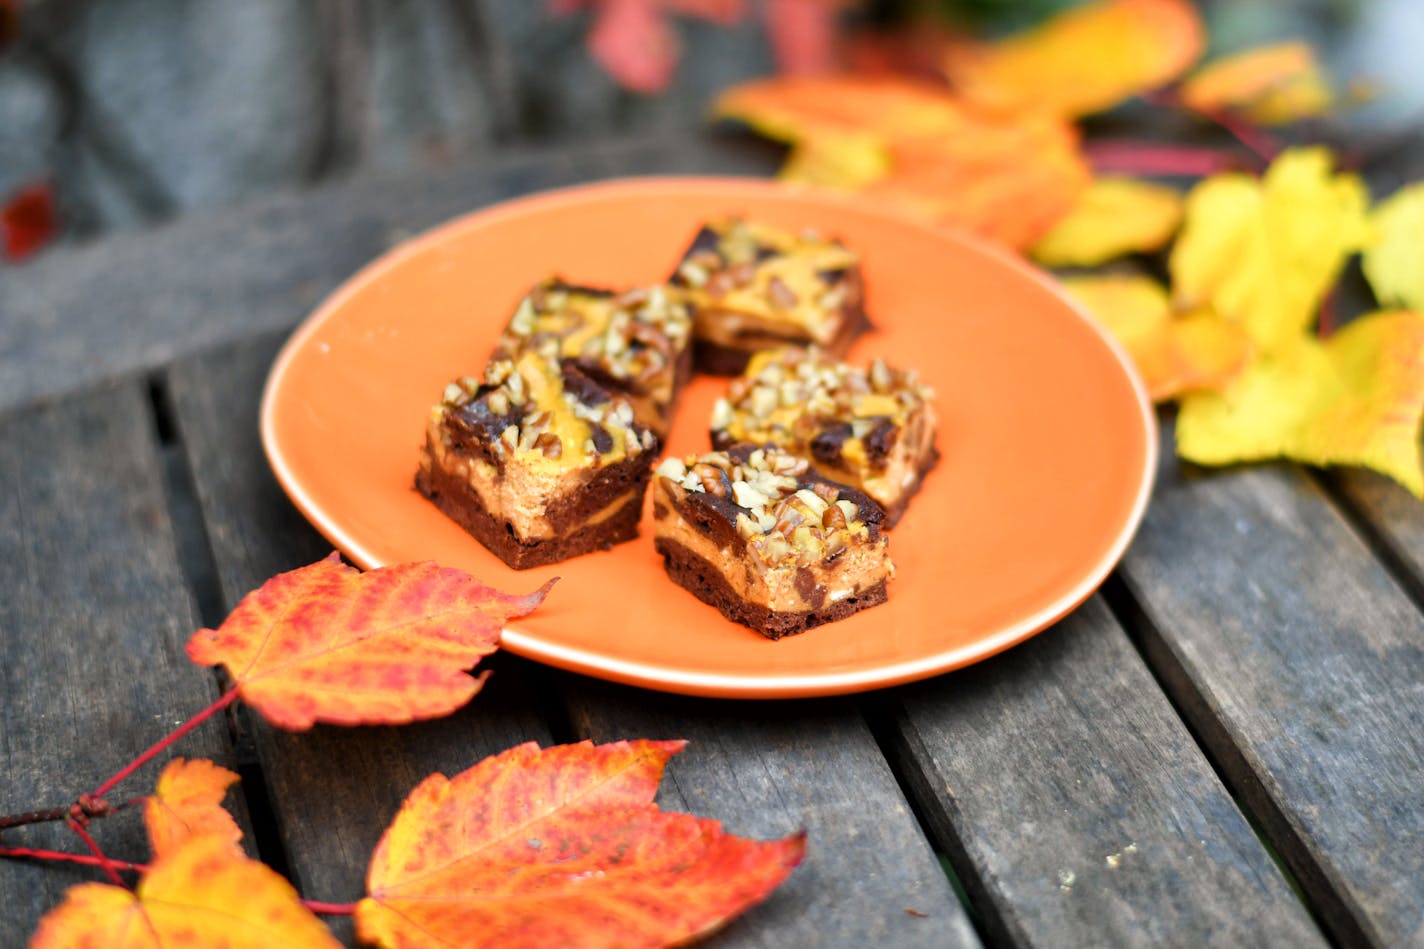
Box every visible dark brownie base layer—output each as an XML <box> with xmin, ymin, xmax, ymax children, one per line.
<box><xmin>655</xmin><ymin>538</ymin><xmax>888</xmax><ymax>640</ymax></box>
<box><xmin>692</xmin><ymin>301</ymin><xmax>874</xmax><ymax>376</ymax></box>
<box><xmin>416</xmin><ymin>460</ymin><xmax>648</xmax><ymax>570</ymax></box>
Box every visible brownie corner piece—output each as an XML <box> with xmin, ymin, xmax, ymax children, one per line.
<box><xmin>651</xmin><ymin>445</ymin><xmax>892</xmax><ymax>638</ymax></box>
<box><xmin>669</xmin><ymin>218</ymin><xmax>868</xmax><ymax>375</ymax></box>
<box><xmin>710</xmin><ymin>347</ymin><xmax>937</xmax><ymax>526</ymax></box>
<box><xmin>417</xmin><ymin>351</ymin><xmax>659</xmax><ymax>569</ymax></box>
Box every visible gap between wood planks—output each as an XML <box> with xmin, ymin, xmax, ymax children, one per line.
<box><xmin>1098</xmin><ymin>572</ymin><xmax>1348</xmax><ymax>949</ymax></box>
<box><xmin>1310</xmin><ymin>471</ymin><xmax>1424</xmax><ymax>616</ymax></box>
<box><xmin>142</xmin><ymin>372</ymin><xmax>298</xmax><ymax>887</ymax></box>
<box><xmin>856</xmin><ymin>701</ymin><xmax>994</xmax><ymax>948</ymax></box>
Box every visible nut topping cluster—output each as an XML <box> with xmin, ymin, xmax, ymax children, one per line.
<box><xmin>711</xmin><ymin>347</ymin><xmax>933</xmax><ymax>463</ymax></box>
<box><xmin>671</xmin><ymin>219</ymin><xmax>858</xmax><ymax>332</ymax></box>
<box><xmin>440</xmin><ymin>353</ymin><xmax>654</xmax><ymax>468</ymax></box>
<box><xmin>656</xmin><ymin>447</ymin><xmax>872</xmax><ymax>566</ymax></box>
<box><xmin>501</xmin><ymin>280</ymin><xmax>691</xmax><ymax>392</ymax></box>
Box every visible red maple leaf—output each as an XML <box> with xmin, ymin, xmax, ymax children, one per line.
<box><xmin>187</xmin><ymin>554</ymin><xmax>555</xmax><ymax>730</ymax></box>
<box><xmin>553</xmin><ymin>0</ymin><xmax>746</xmax><ymax>93</ymax></box>
<box><xmin>2</xmin><ymin>182</ymin><xmax>56</xmax><ymax>262</ymax></box>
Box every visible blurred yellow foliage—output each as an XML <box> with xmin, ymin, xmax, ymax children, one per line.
<box><xmin>943</xmin><ymin>0</ymin><xmax>1204</xmax><ymax>116</ymax></box>
<box><xmin>1178</xmin><ymin>311</ymin><xmax>1424</xmax><ymax>496</ymax></box>
<box><xmin>1031</xmin><ymin>178</ymin><xmax>1184</xmax><ymax>266</ymax></box>
<box><xmin>1170</xmin><ymin>148</ymin><xmax>1371</xmax><ymax>351</ymax></box>
<box><xmin>1062</xmin><ymin>274</ymin><xmax>1250</xmax><ymax>401</ymax></box>
<box><xmin>1180</xmin><ymin>41</ymin><xmax>1334</xmax><ymax>125</ymax></box>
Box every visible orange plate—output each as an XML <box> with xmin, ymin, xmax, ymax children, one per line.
<box><xmin>262</xmin><ymin>177</ymin><xmax>1155</xmax><ymax>698</ymax></box>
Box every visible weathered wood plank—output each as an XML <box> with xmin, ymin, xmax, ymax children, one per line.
<box><xmin>884</xmin><ymin>596</ymin><xmax>1324</xmax><ymax>947</ymax></box>
<box><xmin>1</xmin><ymin>133</ymin><xmax>778</xmax><ymax>414</ymax></box>
<box><xmin>1330</xmin><ymin>469</ymin><xmax>1424</xmax><ymax>605</ymax></box>
<box><xmin>0</xmin><ymin>381</ymin><xmax>239</xmax><ymax>947</ymax></box>
<box><xmin>562</xmin><ymin>678</ymin><xmax>980</xmax><ymax>948</ymax></box>
<box><xmin>1117</xmin><ymin>427</ymin><xmax>1424</xmax><ymax>947</ymax></box>
<box><xmin>165</xmin><ymin>333</ymin><xmax>555</xmax><ymax>944</ymax></box>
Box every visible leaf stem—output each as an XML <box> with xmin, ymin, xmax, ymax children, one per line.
<box><xmin>302</xmin><ymin>900</ymin><xmax>359</xmax><ymax>916</ymax></box>
<box><xmin>1145</xmin><ymin>88</ymin><xmax>1281</xmax><ymax>164</ymax></box>
<box><xmin>0</xmin><ymin>845</ymin><xmax>147</xmax><ymax>874</ymax></box>
<box><xmin>66</xmin><ymin>819</ymin><xmax>125</xmax><ymax>887</ymax></box>
<box><xmin>1203</xmin><ymin>108</ymin><xmax>1281</xmax><ymax>162</ymax></box>
<box><xmin>91</xmin><ymin>688</ymin><xmax>239</xmax><ymax>799</ymax></box>
<box><xmin>0</xmin><ymin>795</ymin><xmax>143</xmax><ymax>833</ymax></box>
<box><xmin>0</xmin><ymin>807</ymin><xmax>70</xmax><ymax>831</ymax></box>
<box><xmin>1085</xmin><ymin>140</ymin><xmax>1240</xmax><ymax>177</ymax></box>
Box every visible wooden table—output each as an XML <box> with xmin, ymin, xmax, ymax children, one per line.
<box><xmin>2</xmin><ymin>134</ymin><xmax>1421</xmax><ymax>948</ymax></box>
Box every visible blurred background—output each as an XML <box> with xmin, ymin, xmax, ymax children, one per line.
<box><xmin>1</xmin><ymin>0</ymin><xmax>1421</xmax><ymax>253</ymax></box>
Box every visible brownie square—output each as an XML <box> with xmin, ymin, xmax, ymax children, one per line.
<box><xmin>652</xmin><ymin>445</ymin><xmax>893</xmax><ymax>639</ymax></box>
<box><xmin>709</xmin><ymin>347</ymin><xmax>938</xmax><ymax>526</ymax></box>
<box><xmin>669</xmin><ymin>218</ymin><xmax>870</xmax><ymax>375</ymax></box>
<box><xmin>416</xmin><ymin>352</ymin><xmax>658</xmax><ymax>569</ymax></box>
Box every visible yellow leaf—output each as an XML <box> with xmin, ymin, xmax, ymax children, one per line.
<box><xmin>145</xmin><ymin>758</ymin><xmax>243</xmax><ymax>860</ymax></box>
<box><xmin>1363</xmin><ymin>182</ymin><xmax>1424</xmax><ymax>312</ymax></box>
<box><xmin>943</xmin><ymin>0</ymin><xmax>1204</xmax><ymax>117</ymax></box>
<box><xmin>1170</xmin><ymin>147</ymin><xmax>1371</xmax><ymax>353</ymax></box>
<box><xmin>1177</xmin><ymin>311</ymin><xmax>1424</xmax><ymax>496</ymax></box>
<box><xmin>779</xmin><ymin>133</ymin><xmax>892</xmax><ymax>191</ymax></box>
<box><xmin>714</xmin><ymin>76</ymin><xmax>1089</xmax><ymax>249</ymax></box>
<box><xmin>1180</xmin><ymin>41</ymin><xmax>1334</xmax><ymax>125</ymax></box>
<box><xmin>1031</xmin><ymin>177</ymin><xmax>1184</xmax><ymax>266</ymax></box>
<box><xmin>1061</xmin><ymin>274</ymin><xmax>1251</xmax><ymax>401</ymax></box>
<box><xmin>29</xmin><ymin>835</ymin><xmax>340</xmax><ymax>949</ymax></box>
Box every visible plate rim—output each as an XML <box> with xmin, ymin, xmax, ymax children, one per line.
<box><xmin>260</xmin><ymin>174</ymin><xmax>1158</xmax><ymax>698</ymax></box>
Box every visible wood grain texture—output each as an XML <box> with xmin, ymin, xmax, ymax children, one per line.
<box><xmin>1329</xmin><ymin>468</ymin><xmax>1424</xmax><ymax>605</ymax></box>
<box><xmin>0</xmin><ymin>382</ymin><xmax>240</xmax><ymax>947</ymax></box>
<box><xmin>563</xmin><ymin>677</ymin><xmax>980</xmax><ymax>949</ymax></box>
<box><xmin>884</xmin><ymin>595</ymin><xmax>1324</xmax><ymax>948</ymax></box>
<box><xmin>166</xmin><ymin>333</ymin><xmax>554</xmax><ymax>944</ymax></box>
<box><xmin>1118</xmin><ymin>428</ymin><xmax>1424</xmax><ymax>947</ymax></box>
<box><xmin>0</xmin><ymin>134</ymin><xmax>780</xmax><ymax>414</ymax></box>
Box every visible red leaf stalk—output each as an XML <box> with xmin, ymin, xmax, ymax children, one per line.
<box><xmin>91</xmin><ymin>688</ymin><xmax>239</xmax><ymax>799</ymax></box>
<box><xmin>0</xmin><ymin>807</ymin><xmax>70</xmax><ymax>831</ymax></box>
<box><xmin>0</xmin><ymin>795</ymin><xmax>140</xmax><ymax>832</ymax></box>
<box><xmin>1144</xmin><ymin>89</ymin><xmax>1281</xmax><ymax>164</ymax></box>
<box><xmin>1203</xmin><ymin>108</ymin><xmax>1281</xmax><ymax>162</ymax></box>
<box><xmin>302</xmin><ymin>900</ymin><xmax>359</xmax><ymax>916</ymax></box>
<box><xmin>0</xmin><ymin>845</ymin><xmax>147</xmax><ymax>874</ymax></box>
<box><xmin>66</xmin><ymin>819</ymin><xmax>125</xmax><ymax>887</ymax></box>
<box><xmin>1086</xmin><ymin>140</ymin><xmax>1241</xmax><ymax>177</ymax></box>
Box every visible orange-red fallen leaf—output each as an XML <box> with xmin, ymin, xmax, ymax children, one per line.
<box><xmin>1179</xmin><ymin>41</ymin><xmax>1334</xmax><ymax>125</ymax></box>
<box><xmin>1177</xmin><ymin>310</ymin><xmax>1424</xmax><ymax>496</ymax></box>
<box><xmin>186</xmin><ymin>554</ymin><xmax>554</xmax><ymax>730</ymax></box>
<box><xmin>29</xmin><ymin>834</ymin><xmax>339</xmax><ymax>949</ymax></box>
<box><xmin>714</xmin><ymin>76</ymin><xmax>1089</xmax><ymax>249</ymax></box>
<box><xmin>144</xmin><ymin>758</ymin><xmax>243</xmax><ymax>860</ymax></box>
<box><xmin>555</xmin><ymin>0</ymin><xmax>745</xmax><ymax>93</ymax></box>
<box><xmin>942</xmin><ymin>0</ymin><xmax>1204</xmax><ymax>117</ymax></box>
<box><xmin>1030</xmin><ymin>177</ymin><xmax>1184</xmax><ymax>266</ymax></box>
<box><xmin>587</xmin><ymin>0</ymin><xmax>680</xmax><ymax>93</ymax></box>
<box><xmin>2</xmin><ymin>182</ymin><xmax>56</xmax><ymax>262</ymax></box>
<box><xmin>1061</xmin><ymin>274</ymin><xmax>1251</xmax><ymax>401</ymax></box>
<box><xmin>356</xmin><ymin>740</ymin><xmax>806</xmax><ymax>949</ymax></box>
<box><xmin>764</xmin><ymin>0</ymin><xmax>842</xmax><ymax>75</ymax></box>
